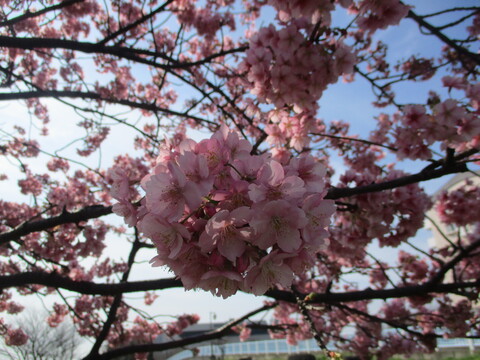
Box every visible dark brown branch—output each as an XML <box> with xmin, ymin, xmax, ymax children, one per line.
<box><xmin>293</xmin><ymin>290</ymin><xmax>329</xmax><ymax>352</ymax></box>
<box><xmin>0</xmin><ymin>35</ymin><xmax>246</xmax><ymax>70</ymax></box>
<box><xmin>366</xmin><ymin>251</ymin><xmax>398</xmax><ymax>288</ymax></box>
<box><xmin>1</xmin><ymin>270</ymin><xmax>478</xmax><ymax>305</ymax></box>
<box><xmin>312</xmin><ymin>132</ymin><xmax>398</xmax><ymax>151</ymax></box>
<box><xmin>406</xmin><ymin>10</ymin><xmax>480</xmax><ymax>66</ymax></box>
<box><xmin>53</xmin><ymin>97</ymin><xmax>160</xmax><ymax>144</ymax></box>
<box><xmin>405</xmin><ymin>240</ymin><xmax>443</xmax><ymax>265</ymax></box>
<box><xmin>0</xmin><ymin>205</ymin><xmax>112</xmax><ymax>245</ymax></box>
<box><xmin>0</xmin><ymin>0</ymin><xmax>84</xmax><ymax>28</ymax></box>
<box><xmin>94</xmin><ymin>303</ymin><xmax>275</xmax><ymax>360</ymax></box>
<box><xmin>251</xmin><ymin>133</ymin><xmax>268</xmax><ymax>155</ymax></box>
<box><xmin>354</xmin><ymin>65</ymin><xmax>401</xmax><ymax>108</ymax></box>
<box><xmin>333</xmin><ymin>303</ymin><xmax>437</xmax><ymax>343</ymax></box>
<box><xmin>325</xmin><ymin>157</ymin><xmax>471</xmax><ymax>200</ymax></box>
<box><xmin>0</xmin><ymin>150</ymin><xmax>476</xmax><ymax>245</ymax></box>
<box><xmin>0</xmin><ymin>35</ymin><xmax>251</xmax><ymax>136</ymax></box>
<box><xmin>420</xmin><ymin>7</ymin><xmax>480</xmax><ymax>19</ymax></box>
<box><xmin>429</xmin><ymin>237</ymin><xmax>480</xmax><ymax>284</ymax></box>
<box><xmin>98</xmin><ymin>0</ymin><xmax>175</xmax><ymax>45</ymax></box>
<box><xmin>0</xmin><ymin>35</ymin><xmax>173</xmax><ymax>68</ymax></box>
<box><xmin>0</xmin><ymin>90</ymin><xmax>213</xmax><ymax>125</ymax></box>
<box><xmin>85</xmin><ymin>231</ymin><xmax>142</xmax><ymax>359</ymax></box>
<box><xmin>436</xmin><ymin>11</ymin><xmax>479</xmax><ymax>31</ymax></box>
<box><xmin>265</xmin><ymin>279</ymin><xmax>480</xmax><ymax>304</ymax></box>
<box><xmin>0</xmin><ymin>271</ymin><xmax>182</xmax><ymax>294</ymax></box>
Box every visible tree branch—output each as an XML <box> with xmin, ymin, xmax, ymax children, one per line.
<box><xmin>406</xmin><ymin>9</ymin><xmax>480</xmax><ymax>66</ymax></box>
<box><xmin>429</xmin><ymin>237</ymin><xmax>480</xmax><ymax>284</ymax></box>
<box><xmin>94</xmin><ymin>303</ymin><xmax>275</xmax><ymax>360</ymax></box>
<box><xmin>333</xmin><ymin>303</ymin><xmax>437</xmax><ymax>342</ymax></box>
<box><xmin>354</xmin><ymin>65</ymin><xmax>401</xmax><ymax>108</ymax></box>
<box><xmin>293</xmin><ymin>290</ymin><xmax>330</xmax><ymax>352</ymax></box>
<box><xmin>84</xmin><ymin>230</ymin><xmax>142</xmax><ymax>359</ymax></box>
<box><xmin>98</xmin><ymin>0</ymin><xmax>175</xmax><ymax>45</ymax></box>
<box><xmin>0</xmin><ymin>150</ymin><xmax>476</xmax><ymax>245</ymax></box>
<box><xmin>312</xmin><ymin>132</ymin><xmax>398</xmax><ymax>151</ymax></box>
<box><xmin>265</xmin><ymin>279</ymin><xmax>480</xmax><ymax>304</ymax></box>
<box><xmin>0</xmin><ymin>35</ymin><xmax>246</xmax><ymax>70</ymax></box>
<box><xmin>420</xmin><ymin>7</ymin><xmax>480</xmax><ymax>19</ymax></box>
<box><xmin>0</xmin><ymin>271</ymin><xmax>182</xmax><ymax>294</ymax></box>
<box><xmin>0</xmin><ymin>0</ymin><xmax>84</xmax><ymax>28</ymax></box>
<box><xmin>325</xmin><ymin>156</ymin><xmax>472</xmax><ymax>200</ymax></box>
<box><xmin>0</xmin><ymin>270</ymin><xmax>478</xmax><ymax>305</ymax></box>
<box><xmin>0</xmin><ymin>205</ymin><xmax>112</xmax><ymax>246</ymax></box>
<box><xmin>0</xmin><ymin>90</ymin><xmax>214</xmax><ymax>125</ymax></box>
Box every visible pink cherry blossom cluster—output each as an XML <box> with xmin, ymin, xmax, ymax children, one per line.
<box><xmin>399</xmin><ymin>56</ymin><xmax>435</xmax><ymax>81</ymax></box>
<box><xmin>165</xmin><ymin>314</ymin><xmax>200</xmax><ymax>337</ymax></box>
<box><xmin>243</xmin><ymin>24</ymin><xmax>355</xmax><ymax>113</ymax></box>
<box><xmin>77</xmin><ymin>126</ymin><xmax>110</xmax><ymax>157</ymax></box>
<box><xmin>355</xmin><ymin>0</ymin><xmax>410</xmax><ymax>33</ymax></box>
<box><xmin>436</xmin><ymin>181</ymin><xmax>480</xmax><ymax>227</ymax></box>
<box><xmin>107</xmin><ymin>313</ymin><xmax>199</xmax><ymax>358</ymax></box>
<box><xmin>0</xmin><ymin>313</ymin><xmax>27</xmax><ymax>347</ymax></box>
<box><xmin>375</xmin><ymin>333</ymin><xmax>431</xmax><ymax>360</ymax></box>
<box><xmin>268</xmin><ymin>302</ymin><xmax>308</xmax><ymax>346</ymax></box>
<box><xmin>393</xmin><ymin>101</ymin><xmax>480</xmax><ymax>160</ymax></box>
<box><xmin>5</xmin><ymin>137</ymin><xmax>40</xmax><ymax>158</ymax></box>
<box><xmin>4</xmin><ymin>328</ymin><xmax>28</xmax><ymax>346</ymax></box>
<box><xmin>398</xmin><ymin>250</ymin><xmax>430</xmax><ymax>284</ymax></box>
<box><xmin>267</xmin><ymin>0</ymin><xmax>337</xmax><ymax>25</ymax></box>
<box><xmin>468</xmin><ymin>12</ymin><xmax>480</xmax><ymax>37</ymax></box>
<box><xmin>232</xmin><ymin>322</ymin><xmax>252</xmax><ymax>342</ymax></box>
<box><xmin>47</xmin><ymin>303</ymin><xmax>69</xmax><ymax>328</ymax></box>
<box><xmin>111</xmin><ymin>126</ymin><xmax>335</xmax><ymax>298</ymax></box>
<box><xmin>264</xmin><ymin>110</ymin><xmax>319</xmax><ymax>152</ymax></box>
<box><xmin>0</xmin><ymin>292</ymin><xmax>24</xmax><ymax>316</ymax></box>
<box><xmin>173</xmin><ymin>2</ymin><xmax>235</xmax><ymax>40</ymax></box>
<box><xmin>347</xmin><ymin>319</ymin><xmax>383</xmax><ymax>357</ymax></box>
<box><xmin>123</xmin><ymin>318</ymin><xmax>162</xmax><ymax>360</ymax></box>
<box><xmin>331</xmin><ymin>169</ymin><xmax>432</xmax><ymax>254</ymax></box>
<box><xmin>369</xmin><ymin>262</ymin><xmax>389</xmax><ymax>289</ymax></box>
<box><xmin>269</xmin><ymin>287</ymin><xmax>439</xmax><ymax>360</ymax></box>
<box><xmin>437</xmin><ymin>299</ymin><xmax>474</xmax><ymax>338</ymax></box>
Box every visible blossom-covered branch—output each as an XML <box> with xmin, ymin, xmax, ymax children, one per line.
<box><xmin>0</xmin><ymin>1</ymin><xmax>479</xmax><ymax>359</ymax></box>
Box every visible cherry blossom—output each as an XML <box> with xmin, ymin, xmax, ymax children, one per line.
<box><xmin>114</xmin><ymin>127</ymin><xmax>333</xmax><ymax>297</ymax></box>
<box><xmin>0</xmin><ymin>1</ymin><xmax>479</xmax><ymax>359</ymax></box>
<box><xmin>4</xmin><ymin>328</ymin><xmax>28</xmax><ymax>346</ymax></box>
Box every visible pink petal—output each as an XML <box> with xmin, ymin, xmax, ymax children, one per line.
<box><xmin>230</xmin><ymin>206</ymin><xmax>251</xmax><ymax>226</ymax></box>
<box><xmin>218</xmin><ymin>235</ymin><xmax>246</xmax><ymax>262</ymax></box>
<box><xmin>277</xmin><ymin>227</ymin><xmax>302</xmax><ymax>252</ymax></box>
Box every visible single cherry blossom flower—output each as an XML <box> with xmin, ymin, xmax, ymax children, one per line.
<box><xmin>139</xmin><ymin>214</ymin><xmax>190</xmax><ymax>259</ymax></box>
<box><xmin>287</xmin><ymin>154</ymin><xmax>327</xmax><ymax>193</ymax></box>
<box><xmin>200</xmin><ymin>270</ymin><xmax>243</xmax><ymax>299</ymax></box>
<box><xmin>248</xmin><ymin>160</ymin><xmax>305</xmax><ymax>204</ymax></box>
<box><xmin>142</xmin><ymin>161</ymin><xmax>202</xmax><ymax>221</ymax></box>
<box><xmin>177</xmin><ymin>151</ymin><xmax>213</xmax><ymax>195</ymax></box>
<box><xmin>244</xmin><ymin>250</ymin><xmax>294</xmax><ymax>295</ymax></box>
<box><xmin>249</xmin><ymin>200</ymin><xmax>307</xmax><ymax>252</ymax></box>
<box><xmin>199</xmin><ymin>207</ymin><xmax>252</xmax><ymax>262</ymax></box>
<box><xmin>112</xmin><ymin>200</ymin><xmax>138</xmax><ymax>227</ymax></box>
<box><xmin>302</xmin><ymin>194</ymin><xmax>335</xmax><ymax>250</ymax></box>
